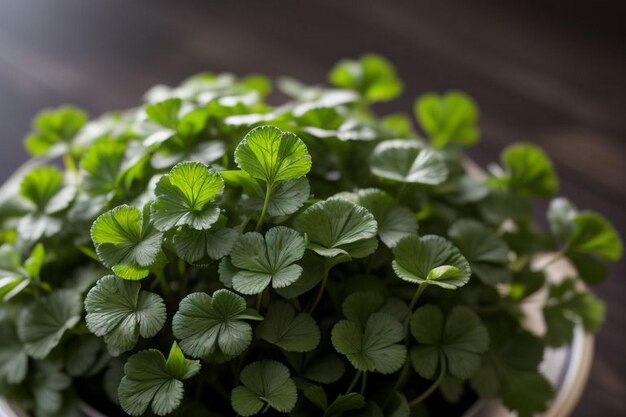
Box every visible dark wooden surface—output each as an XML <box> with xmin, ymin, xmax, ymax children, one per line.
<box><xmin>0</xmin><ymin>0</ymin><xmax>624</xmax><ymax>415</ymax></box>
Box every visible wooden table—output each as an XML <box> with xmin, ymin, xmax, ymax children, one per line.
<box><xmin>0</xmin><ymin>1</ymin><xmax>624</xmax><ymax>415</ymax></box>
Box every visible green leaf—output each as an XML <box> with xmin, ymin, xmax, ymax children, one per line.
<box><xmin>370</xmin><ymin>140</ymin><xmax>448</xmax><ymax>185</ymax></box>
<box><xmin>17</xmin><ymin>290</ymin><xmax>82</xmax><ymax>359</ymax></box>
<box><xmin>20</xmin><ymin>165</ymin><xmax>74</xmax><ymax>214</ymax></box>
<box><xmin>415</xmin><ymin>91</ymin><xmax>479</xmax><ymax>148</ymax></box>
<box><xmin>151</xmin><ymin>162</ymin><xmax>224</xmax><ymax>231</ymax></box>
<box><xmin>63</xmin><ymin>334</ymin><xmax>103</xmax><ymax>377</ymax></box>
<box><xmin>80</xmin><ymin>138</ymin><xmax>126</xmax><ymax>195</ymax></box>
<box><xmin>500</xmin><ymin>371</ymin><xmax>553</xmax><ymax>417</ymax></box>
<box><xmin>328</xmin><ymin>54</ymin><xmax>403</xmax><ymax>102</ymax></box>
<box><xmin>91</xmin><ymin>205</ymin><xmax>163</xmax><ymax>280</ymax></box>
<box><xmin>325</xmin><ymin>393</ymin><xmax>367</xmax><ymax>416</ymax></box>
<box><xmin>295</xmin><ymin>198</ymin><xmax>378</xmax><ymax>259</ymax></box>
<box><xmin>410</xmin><ymin>305</ymin><xmax>488</xmax><ymax>379</ymax></box>
<box><xmin>118</xmin><ymin>344</ymin><xmax>200</xmax><ymax>416</ymax></box>
<box><xmin>30</xmin><ymin>360</ymin><xmax>72</xmax><ymax>416</ymax></box>
<box><xmin>172</xmin><ymin>225</ymin><xmax>239</xmax><ymax>264</ymax></box>
<box><xmin>0</xmin><ymin>243</ymin><xmax>45</xmax><ymax>302</ymax></box>
<box><xmin>0</xmin><ymin>319</ymin><xmax>28</xmax><ymax>384</ymax></box>
<box><xmin>256</xmin><ymin>301</ymin><xmax>320</xmax><ymax>352</ymax></box>
<box><xmin>543</xmin><ymin>278</ymin><xmax>605</xmax><ymax>346</ymax></box>
<box><xmin>302</xmin><ymin>354</ymin><xmax>346</xmax><ymax>384</ymax></box>
<box><xmin>355</xmin><ymin>189</ymin><xmax>418</xmax><ymax>248</ymax></box>
<box><xmin>234</xmin><ymin>125</ymin><xmax>311</xmax><ymax>185</ymax></box>
<box><xmin>341</xmin><ymin>291</ymin><xmax>385</xmax><ymax>330</ymax></box>
<box><xmin>567</xmin><ymin>212</ymin><xmax>623</xmax><ymax>262</ymax></box>
<box><xmin>24</xmin><ymin>106</ymin><xmax>87</xmax><ymax>155</ymax></box>
<box><xmin>448</xmin><ymin>219</ymin><xmax>511</xmax><ymax>285</ymax></box>
<box><xmin>229</xmin><ymin>226</ymin><xmax>305</xmax><ymax>295</ymax></box>
<box><xmin>231</xmin><ymin>360</ymin><xmax>297</xmax><ymax>416</ymax></box>
<box><xmin>497</xmin><ymin>143</ymin><xmax>559</xmax><ymax>197</ymax></box>
<box><xmin>332</xmin><ymin>312</ymin><xmax>406</xmax><ymax>374</ymax></box>
<box><xmin>145</xmin><ymin>98</ymin><xmax>182</xmax><ymax>129</ymax></box>
<box><xmin>392</xmin><ymin>235</ymin><xmax>471</xmax><ymax>289</ymax></box>
<box><xmin>245</xmin><ymin>177</ymin><xmax>311</xmax><ymax>217</ymax></box>
<box><xmin>85</xmin><ymin>275</ymin><xmax>167</xmax><ymax>355</ymax></box>
<box><xmin>172</xmin><ymin>289</ymin><xmax>262</xmax><ymax>358</ymax></box>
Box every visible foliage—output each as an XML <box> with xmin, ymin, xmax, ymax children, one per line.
<box><xmin>0</xmin><ymin>55</ymin><xmax>621</xmax><ymax>417</ymax></box>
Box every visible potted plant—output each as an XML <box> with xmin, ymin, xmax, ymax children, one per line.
<box><xmin>0</xmin><ymin>55</ymin><xmax>621</xmax><ymax>417</ymax></box>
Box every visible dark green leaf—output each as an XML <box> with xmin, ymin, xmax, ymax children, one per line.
<box><xmin>256</xmin><ymin>301</ymin><xmax>320</xmax><ymax>352</ymax></box>
<box><xmin>370</xmin><ymin>140</ymin><xmax>448</xmax><ymax>185</ymax></box>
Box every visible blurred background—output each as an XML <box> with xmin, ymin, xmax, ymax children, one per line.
<box><xmin>0</xmin><ymin>0</ymin><xmax>624</xmax><ymax>415</ymax></box>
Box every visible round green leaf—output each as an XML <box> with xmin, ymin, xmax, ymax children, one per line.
<box><xmin>85</xmin><ymin>275</ymin><xmax>167</xmax><ymax>355</ymax></box>
<box><xmin>499</xmin><ymin>143</ymin><xmax>558</xmax><ymax>197</ymax></box>
<box><xmin>295</xmin><ymin>198</ymin><xmax>378</xmax><ymax>259</ymax></box>
<box><xmin>234</xmin><ymin>125</ymin><xmax>311</xmax><ymax>184</ymax></box>
<box><xmin>370</xmin><ymin>140</ymin><xmax>448</xmax><ymax>185</ymax></box>
<box><xmin>118</xmin><ymin>345</ymin><xmax>200</xmax><ymax>416</ymax></box>
<box><xmin>172</xmin><ymin>290</ymin><xmax>262</xmax><ymax>358</ymax></box>
<box><xmin>151</xmin><ymin>162</ymin><xmax>224</xmax><ymax>231</ymax></box>
<box><xmin>256</xmin><ymin>301</ymin><xmax>320</xmax><ymax>352</ymax></box>
<box><xmin>231</xmin><ymin>360</ymin><xmax>297</xmax><ymax>416</ymax></box>
<box><xmin>91</xmin><ymin>205</ymin><xmax>163</xmax><ymax>280</ymax></box>
<box><xmin>17</xmin><ymin>290</ymin><xmax>82</xmax><ymax>359</ymax></box>
<box><xmin>567</xmin><ymin>212</ymin><xmax>623</xmax><ymax>262</ymax></box>
<box><xmin>229</xmin><ymin>226</ymin><xmax>305</xmax><ymax>295</ymax></box>
<box><xmin>331</xmin><ymin>312</ymin><xmax>406</xmax><ymax>374</ymax></box>
<box><xmin>392</xmin><ymin>235</ymin><xmax>471</xmax><ymax>289</ymax></box>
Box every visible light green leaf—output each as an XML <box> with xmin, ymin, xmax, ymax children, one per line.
<box><xmin>448</xmin><ymin>219</ymin><xmax>511</xmax><ymax>285</ymax></box>
<box><xmin>295</xmin><ymin>198</ymin><xmax>378</xmax><ymax>259</ymax></box>
<box><xmin>20</xmin><ymin>165</ymin><xmax>75</xmax><ymax>215</ymax></box>
<box><xmin>85</xmin><ymin>275</ymin><xmax>166</xmax><ymax>355</ymax></box>
<box><xmin>172</xmin><ymin>225</ymin><xmax>239</xmax><ymax>264</ymax></box>
<box><xmin>328</xmin><ymin>54</ymin><xmax>403</xmax><ymax>102</ymax></box>
<box><xmin>497</xmin><ymin>143</ymin><xmax>559</xmax><ymax>197</ymax></box>
<box><xmin>332</xmin><ymin>312</ymin><xmax>406</xmax><ymax>374</ymax></box>
<box><xmin>245</xmin><ymin>177</ymin><xmax>311</xmax><ymax>217</ymax></box>
<box><xmin>256</xmin><ymin>301</ymin><xmax>320</xmax><ymax>352</ymax></box>
<box><xmin>91</xmin><ymin>205</ymin><xmax>163</xmax><ymax>280</ymax></box>
<box><xmin>567</xmin><ymin>212</ymin><xmax>623</xmax><ymax>262</ymax></box>
<box><xmin>17</xmin><ymin>289</ymin><xmax>82</xmax><ymax>359</ymax></box>
<box><xmin>234</xmin><ymin>125</ymin><xmax>311</xmax><ymax>185</ymax></box>
<box><xmin>392</xmin><ymin>235</ymin><xmax>471</xmax><ymax>289</ymax></box>
<box><xmin>24</xmin><ymin>106</ymin><xmax>87</xmax><ymax>155</ymax></box>
<box><xmin>370</xmin><ymin>140</ymin><xmax>448</xmax><ymax>185</ymax></box>
<box><xmin>410</xmin><ymin>305</ymin><xmax>488</xmax><ymax>379</ymax></box>
<box><xmin>0</xmin><ymin>243</ymin><xmax>45</xmax><ymax>302</ymax></box>
<box><xmin>229</xmin><ymin>226</ymin><xmax>305</xmax><ymax>295</ymax></box>
<box><xmin>415</xmin><ymin>91</ymin><xmax>479</xmax><ymax>148</ymax></box>
<box><xmin>0</xmin><ymin>319</ymin><xmax>28</xmax><ymax>384</ymax></box>
<box><xmin>145</xmin><ymin>98</ymin><xmax>182</xmax><ymax>129</ymax></box>
<box><xmin>151</xmin><ymin>162</ymin><xmax>224</xmax><ymax>231</ymax></box>
<box><xmin>118</xmin><ymin>344</ymin><xmax>200</xmax><ymax>416</ymax></box>
<box><xmin>356</xmin><ymin>188</ymin><xmax>418</xmax><ymax>248</ymax></box>
<box><xmin>172</xmin><ymin>289</ymin><xmax>262</xmax><ymax>358</ymax></box>
<box><xmin>231</xmin><ymin>360</ymin><xmax>297</xmax><ymax>416</ymax></box>
<box><xmin>80</xmin><ymin>138</ymin><xmax>126</xmax><ymax>195</ymax></box>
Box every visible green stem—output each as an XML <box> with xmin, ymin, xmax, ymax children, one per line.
<box><xmin>156</xmin><ymin>270</ymin><xmax>172</xmax><ymax>298</ymax></box>
<box><xmin>360</xmin><ymin>371</ymin><xmax>368</xmax><ymax>395</ymax></box>
<box><xmin>308</xmin><ymin>261</ymin><xmax>331</xmax><ymax>314</ymax></box>
<box><xmin>255</xmin><ymin>182</ymin><xmax>273</xmax><ymax>231</ymax></box>
<box><xmin>384</xmin><ymin>359</ymin><xmax>410</xmax><ymax>407</ymax></box>
<box><xmin>255</xmin><ymin>290</ymin><xmax>264</xmax><ymax>312</ymax></box>
<box><xmin>63</xmin><ymin>154</ymin><xmax>77</xmax><ymax>173</ymax></box>
<box><xmin>345</xmin><ymin>370</ymin><xmax>362</xmax><ymax>394</ymax></box>
<box><xmin>404</xmin><ymin>283</ymin><xmax>428</xmax><ymax>337</ymax></box>
<box><xmin>408</xmin><ymin>355</ymin><xmax>446</xmax><ymax>408</ymax></box>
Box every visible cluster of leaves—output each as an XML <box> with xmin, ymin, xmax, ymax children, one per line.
<box><xmin>0</xmin><ymin>55</ymin><xmax>622</xmax><ymax>417</ymax></box>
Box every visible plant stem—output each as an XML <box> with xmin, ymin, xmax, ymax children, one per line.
<box><xmin>345</xmin><ymin>370</ymin><xmax>362</xmax><ymax>394</ymax></box>
<box><xmin>360</xmin><ymin>371</ymin><xmax>368</xmax><ymax>395</ymax></box>
<box><xmin>308</xmin><ymin>261</ymin><xmax>330</xmax><ymax>314</ymax></box>
<box><xmin>408</xmin><ymin>355</ymin><xmax>446</xmax><ymax>408</ymax></box>
<box><xmin>255</xmin><ymin>182</ymin><xmax>273</xmax><ymax>231</ymax></box>
<box><xmin>156</xmin><ymin>270</ymin><xmax>172</xmax><ymax>298</ymax></box>
<box><xmin>404</xmin><ymin>283</ymin><xmax>428</xmax><ymax>336</ymax></box>
<box><xmin>255</xmin><ymin>290</ymin><xmax>264</xmax><ymax>312</ymax></box>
